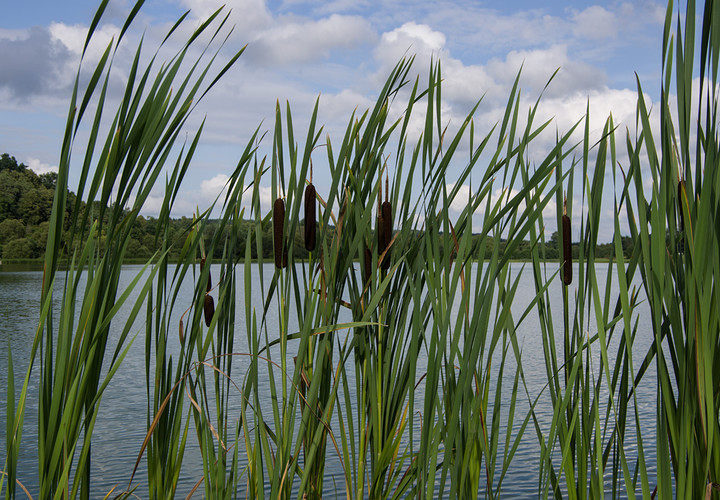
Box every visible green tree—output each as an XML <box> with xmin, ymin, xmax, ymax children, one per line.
<box><xmin>0</xmin><ymin>170</ymin><xmax>34</xmax><ymax>222</ymax></box>
<box><xmin>27</xmin><ymin>222</ymin><xmax>50</xmax><ymax>257</ymax></box>
<box><xmin>0</xmin><ymin>218</ymin><xmax>25</xmax><ymax>245</ymax></box>
<box><xmin>18</xmin><ymin>186</ymin><xmax>54</xmax><ymax>225</ymax></box>
<box><xmin>3</xmin><ymin>237</ymin><xmax>33</xmax><ymax>259</ymax></box>
<box><xmin>0</xmin><ymin>153</ymin><xmax>26</xmax><ymax>173</ymax></box>
<box><xmin>38</xmin><ymin>171</ymin><xmax>58</xmax><ymax>190</ymax></box>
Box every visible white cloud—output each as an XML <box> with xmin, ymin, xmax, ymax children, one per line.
<box><xmin>249</xmin><ymin>14</ymin><xmax>375</xmax><ymax>65</ymax></box>
<box><xmin>571</xmin><ymin>6</ymin><xmax>618</xmax><ymax>40</ymax></box>
<box><xmin>49</xmin><ymin>21</ymin><xmax>119</xmax><ymax>63</ymax></box>
<box><xmin>319</xmin><ymin>88</ymin><xmax>374</xmax><ymax>121</ymax></box>
<box><xmin>26</xmin><ymin>158</ymin><xmax>58</xmax><ymax>175</ymax></box>
<box><xmin>447</xmin><ymin>8</ymin><xmax>568</xmax><ymax>52</ymax></box>
<box><xmin>375</xmin><ymin>22</ymin><xmax>446</xmax><ymax>67</ymax></box>
<box><xmin>448</xmin><ymin>183</ymin><xmax>472</xmax><ymax>213</ymax></box>
<box><xmin>201</xmin><ymin>174</ymin><xmax>230</xmax><ymax>201</ymax></box>
<box><xmin>488</xmin><ymin>45</ymin><xmax>606</xmax><ymax>97</ymax></box>
<box><xmin>195</xmin><ymin>175</ymin><xmax>274</xmax><ymax>216</ymax></box>
<box><xmin>441</xmin><ymin>58</ymin><xmax>499</xmax><ymax>105</ymax></box>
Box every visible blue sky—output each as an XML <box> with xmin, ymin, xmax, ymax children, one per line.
<box><xmin>0</xmin><ymin>0</ymin><xmax>670</xmax><ymax>236</ymax></box>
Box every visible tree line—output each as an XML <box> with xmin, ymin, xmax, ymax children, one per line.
<box><xmin>0</xmin><ymin>152</ymin><xmax>633</xmax><ymax>262</ymax></box>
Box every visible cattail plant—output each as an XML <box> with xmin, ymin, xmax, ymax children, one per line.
<box><xmin>274</xmin><ymin>197</ymin><xmax>287</xmax><ymax>268</ymax></box>
<box><xmin>562</xmin><ymin>197</ymin><xmax>572</xmax><ymax>286</ymax></box>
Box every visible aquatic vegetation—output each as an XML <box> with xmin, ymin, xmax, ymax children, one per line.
<box><xmin>2</xmin><ymin>0</ymin><xmax>719</xmax><ymax>498</ymax></box>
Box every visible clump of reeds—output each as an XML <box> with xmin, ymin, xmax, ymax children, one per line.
<box><xmin>17</xmin><ymin>1</ymin><xmax>718</xmax><ymax>496</ymax></box>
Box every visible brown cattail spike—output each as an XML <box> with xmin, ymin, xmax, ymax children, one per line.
<box><xmin>562</xmin><ymin>203</ymin><xmax>572</xmax><ymax>286</ymax></box>
<box><xmin>381</xmin><ymin>200</ymin><xmax>392</xmax><ymax>270</ymax></box>
<box><xmin>363</xmin><ymin>244</ymin><xmax>372</xmax><ymax>284</ymax></box>
<box><xmin>203</xmin><ymin>294</ymin><xmax>215</xmax><ymax>327</ymax></box>
<box><xmin>304</xmin><ymin>183</ymin><xmax>316</xmax><ymax>252</ymax></box>
<box><xmin>377</xmin><ymin>211</ymin><xmax>386</xmax><ymax>259</ymax></box>
<box><xmin>678</xmin><ymin>179</ymin><xmax>685</xmax><ymax>232</ymax></box>
<box><xmin>273</xmin><ymin>197</ymin><xmax>287</xmax><ymax>268</ymax></box>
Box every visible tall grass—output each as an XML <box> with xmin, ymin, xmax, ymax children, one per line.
<box><xmin>2</xmin><ymin>0</ymin><xmax>719</xmax><ymax>498</ymax></box>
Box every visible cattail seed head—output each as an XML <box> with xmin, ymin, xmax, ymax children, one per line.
<box><xmin>377</xmin><ymin>213</ymin><xmax>386</xmax><ymax>259</ymax></box>
<box><xmin>179</xmin><ymin>319</ymin><xmax>185</xmax><ymax>344</ymax></box>
<box><xmin>364</xmin><ymin>244</ymin><xmax>372</xmax><ymax>284</ymax></box>
<box><xmin>273</xmin><ymin>197</ymin><xmax>287</xmax><ymax>268</ymax></box>
<box><xmin>304</xmin><ymin>183</ymin><xmax>316</xmax><ymax>252</ymax></box>
<box><xmin>678</xmin><ymin>179</ymin><xmax>685</xmax><ymax>232</ymax></box>
<box><xmin>381</xmin><ymin>200</ymin><xmax>392</xmax><ymax>270</ymax></box>
<box><xmin>204</xmin><ymin>294</ymin><xmax>215</xmax><ymax>327</ymax></box>
<box><xmin>562</xmin><ymin>214</ymin><xmax>572</xmax><ymax>286</ymax></box>
<box><xmin>376</xmin><ymin>180</ymin><xmax>386</xmax><ymax>262</ymax></box>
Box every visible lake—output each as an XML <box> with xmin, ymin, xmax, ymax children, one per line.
<box><xmin>0</xmin><ymin>262</ymin><xmax>659</xmax><ymax>498</ymax></box>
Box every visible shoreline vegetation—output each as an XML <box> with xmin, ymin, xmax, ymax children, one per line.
<box><xmin>2</xmin><ymin>0</ymin><xmax>719</xmax><ymax>499</ymax></box>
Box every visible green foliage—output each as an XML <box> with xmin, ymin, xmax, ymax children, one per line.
<box><xmin>2</xmin><ymin>238</ymin><xmax>33</xmax><ymax>259</ymax></box>
<box><xmin>0</xmin><ymin>219</ymin><xmax>25</xmax><ymax>245</ymax></box>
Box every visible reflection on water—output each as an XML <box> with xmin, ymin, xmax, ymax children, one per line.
<box><xmin>0</xmin><ymin>263</ymin><xmax>658</xmax><ymax>498</ymax></box>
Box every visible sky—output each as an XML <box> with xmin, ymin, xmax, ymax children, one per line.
<box><xmin>0</xmin><ymin>0</ymin><xmax>673</xmax><ymax>239</ymax></box>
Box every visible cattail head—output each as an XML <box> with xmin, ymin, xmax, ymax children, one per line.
<box><xmin>562</xmin><ymin>199</ymin><xmax>572</xmax><ymax>286</ymax></box>
<box><xmin>381</xmin><ymin>201</ymin><xmax>392</xmax><ymax>270</ymax></box>
<box><xmin>204</xmin><ymin>294</ymin><xmax>215</xmax><ymax>327</ymax></box>
<box><xmin>363</xmin><ymin>244</ymin><xmax>372</xmax><ymax>284</ymax></box>
<box><xmin>377</xmin><ymin>182</ymin><xmax>386</xmax><ymax>257</ymax></box>
<box><xmin>179</xmin><ymin>318</ymin><xmax>185</xmax><ymax>344</ymax></box>
<box><xmin>677</xmin><ymin>179</ymin><xmax>685</xmax><ymax>232</ymax></box>
<box><xmin>304</xmin><ymin>183</ymin><xmax>316</xmax><ymax>252</ymax></box>
<box><xmin>380</xmin><ymin>172</ymin><xmax>392</xmax><ymax>270</ymax></box>
<box><xmin>273</xmin><ymin>197</ymin><xmax>287</xmax><ymax>268</ymax></box>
